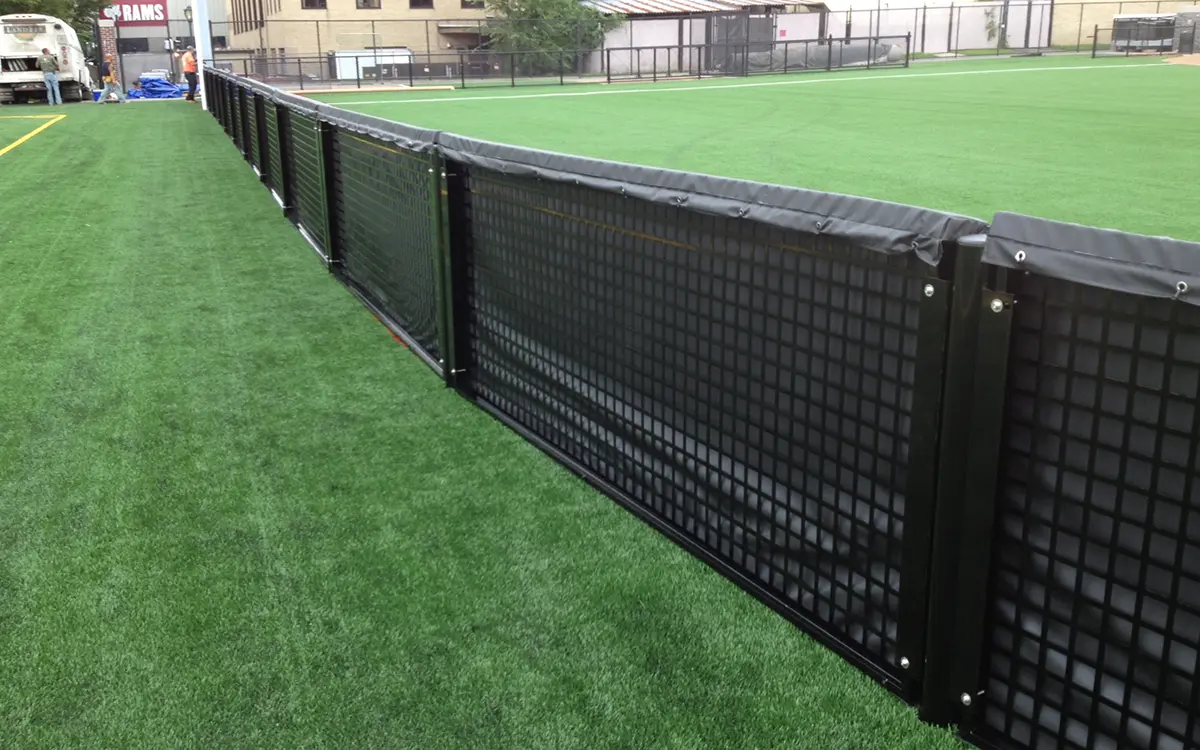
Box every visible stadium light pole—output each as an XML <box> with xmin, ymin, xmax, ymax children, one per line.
<box><xmin>193</xmin><ymin>0</ymin><xmax>212</xmax><ymax>112</ymax></box>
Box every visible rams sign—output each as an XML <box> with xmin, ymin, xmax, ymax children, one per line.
<box><xmin>103</xmin><ymin>2</ymin><xmax>168</xmax><ymax>27</ymax></box>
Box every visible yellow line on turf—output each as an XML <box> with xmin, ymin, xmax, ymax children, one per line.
<box><xmin>0</xmin><ymin>114</ymin><xmax>66</xmax><ymax>157</ymax></box>
<box><xmin>0</xmin><ymin>114</ymin><xmax>61</xmax><ymax>120</ymax></box>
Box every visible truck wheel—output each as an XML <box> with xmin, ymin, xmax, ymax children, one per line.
<box><xmin>63</xmin><ymin>83</ymin><xmax>82</xmax><ymax>102</ymax></box>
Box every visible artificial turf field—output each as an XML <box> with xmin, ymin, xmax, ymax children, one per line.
<box><xmin>314</xmin><ymin>55</ymin><xmax>1200</xmax><ymax>241</ymax></box>
<box><xmin>0</xmin><ymin>103</ymin><xmax>966</xmax><ymax>748</ymax></box>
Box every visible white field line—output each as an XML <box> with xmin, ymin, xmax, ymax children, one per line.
<box><xmin>324</xmin><ymin>61</ymin><xmax>1170</xmax><ymax>107</ymax></box>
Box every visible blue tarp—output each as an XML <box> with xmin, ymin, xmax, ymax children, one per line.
<box><xmin>128</xmin><ymin>77</ymin><xmax>183</xmax><ymax>99</ymax></box>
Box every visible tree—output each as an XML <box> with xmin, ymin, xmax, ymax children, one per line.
<box><xmin>0</xmin><ymin>0</ymin><xmax>112</xmax><ymax>41</ymax></box>
<box><xmin>484</xmin><ymin>0</ymin><xmax>623</xmax><ymax>76</ymax></box>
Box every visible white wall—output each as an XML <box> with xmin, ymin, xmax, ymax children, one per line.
<box><xmin>595</xmin><ymin>17</ymin><xmax>699</xmax><ymax>76</ymax></box>
<box><xmin>774</xmin><ymin>12</ymin><xmax>825</xmax><ymax>41</ymax></box>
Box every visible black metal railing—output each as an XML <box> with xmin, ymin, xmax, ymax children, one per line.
<box><xmin>208</xmin><ymin>34</ymin><xmax>909</xmax><ymax>91</ymax></box>
<box><xmin>204</xmin><ymin>67</ymin><xmax>1200</xmax><ymax>750</ymax></box>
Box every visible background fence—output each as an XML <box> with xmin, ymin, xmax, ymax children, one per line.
<box><xmin>205</xmin><ymin>66</ymin><xmax>1200</xmax><ymax>750</ymax></box>
<box><xmin>207</xmin><ymin>0</ymin><xmax>1200</xmax><ymax>89</ymax></box>
<box><xmin>213</xmin><ymin>34</ymin><xmax>911</xmax><ymax>88</ymax></box>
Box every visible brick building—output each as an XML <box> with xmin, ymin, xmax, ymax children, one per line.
<box><xmin>221</xmin><ymin>0</ymin><xmax>490</xmax><ymax>61</ymax></box>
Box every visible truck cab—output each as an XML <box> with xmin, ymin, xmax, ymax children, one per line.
<box><xmin>0</xmin><ymin>14</ymin><xmax>93</xmax><ymax>104</ymax></box>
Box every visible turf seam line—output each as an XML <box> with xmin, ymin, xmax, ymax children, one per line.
<box><xmin>325</xmin><ymin>62</ymin><xmax>1170</xmax><ymax>107</ymax></box>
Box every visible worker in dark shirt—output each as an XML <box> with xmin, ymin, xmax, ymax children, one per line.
<box><xmin>37</xmin><ymin>48</ymin><xmax>61</xmax><ymax>106</ymax></box>
<box><xmin>96</xmin><ymin>55</ymin><xmax>126</xmax><ymax>104</ymax></box>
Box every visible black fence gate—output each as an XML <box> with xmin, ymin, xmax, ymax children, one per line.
<box><xmin>204</xmin><ymin>68</ymin><xmax>1200</xmax><ymax>750</ymax></box>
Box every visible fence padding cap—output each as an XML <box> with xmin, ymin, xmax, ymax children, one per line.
<box><xmin>317</xmin><ymin>106</ymin><xmax>439</xmax><ymax>151</ymax></box>
<box><xmin>437</xmin><ymin>133</ymin><xmax>987</xmax><ymax>264</ymax></box>
<box><xmin>984</xmin><ymin>212</ymin><xmax>1200</xmax><ymax>306</ymax></box>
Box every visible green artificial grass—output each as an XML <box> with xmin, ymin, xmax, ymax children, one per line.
<box><xmin>316</xmin><ymin>55</ymin><xmax>1200</xmax><ymax>241</ymax></box>
<box><xmin>0</xmin><ymin>102</ymin><xmax>963</xmax><ymax>748</ymax></box>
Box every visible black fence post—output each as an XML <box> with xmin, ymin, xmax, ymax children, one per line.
<box><xmin>431</xmin><ymin>151</ymin><xmax>453</xmax><ymax>379</ymax></box>
<box><xmin>255</xmin><ymin>93</ymin><xmax>269</xmax><ymax>184</ymax></box>
<box><xmin>1046</xmin><ymin>0</ymin><xmax>1055</xmax><ymax>48</ymax></box>
<box><xmin>906</xmin><ymin>31</ymin><xmax>912</xmax><ymax>66</ymax></box>
<box><xmin>918</xmin><ymin>236</ymin><xmax>1012</xmax><ymax>726</ymax></box>
<box><xmin>318</xmin><ymin>119</ymin><xmax>340</xmax><ymax>268</ymax></box>
<box><xmin>1092</xmin><ymin>24</ymin><xmax>1099</xmax><ymax>57</ymax></box>
<box><xmin>460</xmin><ymin>52</ymin><xmax>466</xmax><ymax>89</ymax></box>
<box><xmin>947</xmin><ymin>3</ymin><xmax>955</xmax><ymax>53</ymax></box>
<box><xmin>826</xmin><ymin>35</ymin><xmax>833</xmax><ymax>69</ymax></box>
<box><xmin>606</xmin><ymin>48</ymin><xmax>612</xmax><ymax>84</ymax></box>
<box><xmin>442</xmin><ymin>161</ymin><xmax>474</xmax><ymax>396</ymax></box>
<box><xmin>276</xmin><ymin>106</ymin><xmax>296</xmax><ymax>220</ymax></box>
<box><xmin>510</xmin><ymin>52</ymin><xmax>516</xmax><ymax>87</ymax></box>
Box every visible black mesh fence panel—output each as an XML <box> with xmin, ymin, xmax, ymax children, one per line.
<box><xmin>277</xmin><ymin>108</ymin><xmax>296</xmax><ymax>215</ymax></box>
<box><xmin>247</xmin><ymin>92</ymin><xmax>261</xmax><ymax>172</ymax></box>
<box><xmin>457</xmin><ymin>166</ymin><xmax>938</xmax><ymax>674</ymax></box>
<box><xmin>226</xmin><ymin>82</ymin><xmax>237</xmax><ymax>142</ymax></box>
<box><xmin>331</xmin><ymin>131</ymin><xmax>441</xmax><ymax>362</ymax></box>
<box><xmin>239</xmin><ymin>89</ymin><xmax>251</xmax><ymax>158</ymax></box>
<box><xmin>976</xmin><ymin>275</ymin><xmax>1200</xmax><ymax>750</ymax></box>
<box><xmin>289</xmin><ymin>113</ymin><xmax>328</xmax><ymax>254</ymax></box>
<box><xmin>263</xmin><ymin>99</ymin><xmax>281</xmax><ymax>197</ymax></box>
<box><xmin>223</xmin><ymin>81</ymin><xmax>231</xmax><ymax>133</ymax></box>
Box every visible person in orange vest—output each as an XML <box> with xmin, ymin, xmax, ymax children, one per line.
<box><xmin>182</xmin><ymin>46</ymin><xmax>198</xmax><ymax>103</ymax></box>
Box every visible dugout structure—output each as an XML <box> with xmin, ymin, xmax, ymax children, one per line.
<box><xmin>207</xmin><ymin>67</ymin><xmax>1200</xmax><ymax>750</ymax></box>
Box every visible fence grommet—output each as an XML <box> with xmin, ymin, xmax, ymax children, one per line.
<box><xmin>1176</xmin><ymin>281</ymin><xmax>1189</xmax><ymax>299</ymax></box>
<box><xmin>1015</xmin><ymin>250</ymin><xmax>1027</xmax><ymax>263</ymax></box>
<box><xmin>923</xmin><ymin>284</ymin><xmax>935</xmax><ymax>298</ymax></box>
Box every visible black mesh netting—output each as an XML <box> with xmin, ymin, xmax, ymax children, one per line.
<box><xmin>263</xmin><ymin>99</ymin><xmax>281</xmax><ymax>197</ymax></box>
<box><xmin>331</xmin><ymin>130</ymin><xmax>441</xmax><ymax>361</ymax></box>
<box><xmin>980</xmin><ymin>274</ymin><xmax>1200</xmax><ymax>750</ymax></box>
<box><xmin>289</xmin><ymin>112</ymin><xmax>328</xmax><ymax>254</ymax></box>
<box><xmin>459</xmin><ymin>167</ymin><xmax>936</xmax><ymax>668</ymax></box>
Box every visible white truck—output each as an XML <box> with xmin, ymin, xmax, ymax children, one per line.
<box><xmin>0</xmin><ymin>13</ymin><xmax>92</xmax><ymax>104</ymax></box>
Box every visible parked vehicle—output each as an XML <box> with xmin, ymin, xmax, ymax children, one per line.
<box><xmin>0</xmin><ymin>13</ymin><xmax>92</xmax><ymax>104</ymax></box>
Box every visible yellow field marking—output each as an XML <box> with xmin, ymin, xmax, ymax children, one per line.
<box><xmin>0</xmin><ymin>114</ymin><xmax>66</xmax><ymax>157</ymax></box>
<box><xmin>0</xmin><ymin>114</ymin><xmax>61</xmax><ymax>120</ymax></box>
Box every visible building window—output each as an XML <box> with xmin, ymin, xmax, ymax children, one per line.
<box><xmin>116</xmin><ymin>37</ymin><xmax>150</xmax><ymax>53</ymax></box>
<box><xmin>409</xmin><ymin>0</ymin><xmax>433</xmax><ymax>8</ymax></box>
<box><xmin>301</xmin><ymin>0</ymin><xmax>326</xmax><ymax>8</ymax></box>
<box><xmin>461</xmin><ymin>0</ymin><xmax>483</xmax><ymax>7</ymax></box>
<box><xmin>356</xmin><ymin>0</ymin><xmax>381</xmax><ymax>7</ymax></box>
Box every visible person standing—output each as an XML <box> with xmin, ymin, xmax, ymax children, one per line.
<box><xmin>181</xmin><ymin>46</ymin><xmax>198</xmax><ymax>103</ymax></box>
<box><xmin>96</xmin><ymin>54</ymin><xmax>126</xmax><ymax>104</ymax></box>
<box><xmin>38</xmin><ymin>48</ymin><xmax>61</xmax><ymax>106</ymax></box>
